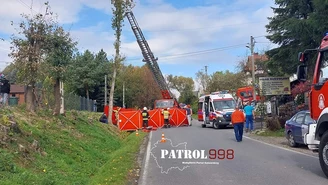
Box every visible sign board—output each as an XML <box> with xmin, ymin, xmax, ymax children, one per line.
<box><xmin>259</xmin><ymin>77</ymin><xmax>291</xmax><ymax>95</ymax></box>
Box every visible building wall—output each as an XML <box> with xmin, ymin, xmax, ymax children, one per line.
<box><xmin>9</xmin><ymin>93</ymin><xmax>25</xmax><ymax>105</ymax></box>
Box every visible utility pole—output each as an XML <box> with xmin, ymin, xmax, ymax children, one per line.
<box><xmin>250</xmin><ymin>36</ymin><xmax>256</xmax><ymax>101</ymax></box>
<box><xmin>204</xmin><ymin>65</ymin><xmax>208</xmax><ymax>93</ymax></box>
<box><xmin>123</xmin><ymin>82</ymin><xmax>125</xmax><ymax>108</ymax></box>
<box><xmin>60</xmin><ymin>80</ymin><xmax>64</xmax><ymax>114</ymax></box>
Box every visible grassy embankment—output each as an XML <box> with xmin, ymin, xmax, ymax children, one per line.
<box><xmin>0</xmin><ymin>105</ymin><xmax>146</xmax><ymax>185</ymax></box>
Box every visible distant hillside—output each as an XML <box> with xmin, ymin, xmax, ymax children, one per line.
<box><xmin>0</xmin><ymin>106</ymin><xmax>146</xmax><ymax>185</ymax></box>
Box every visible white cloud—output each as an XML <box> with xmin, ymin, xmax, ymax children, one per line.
<box><xmin>0</xmin><ymin>40</ymin><xmax>13</xmax><ymax>71</ymax></box>
<box><xmin>118</xmin><ymin>0</ymin><xmax>276</xmax><ymax>68</ymax></box>
<box><xmin>0</xmin><ymin>0</ymin><xmax>277</xmax><ymax>75</ymax></box>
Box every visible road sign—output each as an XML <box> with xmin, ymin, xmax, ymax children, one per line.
<box><xmin>259</xmin><ymin>77</ymin><xmax>291</xmax><ymax>95</ymax></box>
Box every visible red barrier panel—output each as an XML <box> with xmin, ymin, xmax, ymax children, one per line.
<box><xmin>118</xmin><ymin>110</ymin><xmax>142</xmax><ymax>131</ymax></box>
<box><xmin>104</xmin><ymin>106</ymin><xmax>188</xmax><ymax>130</ymax></box>
<box><xmin>150</xmin><ymin>108</ymin><xmax>188</xmax><ymax>127</ymax></box>
<box><xmin>104</xmin><ymin>106</ymin><xmax>121</xmax><ymax>125</ymax></box>
<box><xmin>148</xmin><ymin>109</ymin><xmax>164</xmax><ymax>128</ymax></box>
<box><xmin>169</xmin><ymin>108</ymin><xmax>189</xmax><ymax>127</ymax></box>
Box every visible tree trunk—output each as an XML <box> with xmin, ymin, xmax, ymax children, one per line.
<box><xmin>108</xmin><ymin>66</ymin><xmax>117</xmax><ymax>125</ymax></box>
<box><xmin>53</xmin><ymin>78</ymin><xmax>60</xmax><ymax>115</ymax></box>
<box><xmin>26</xmin><ymin>85</ymin><xmax>36</xmax><ymax>112</ymax></box>
<box><xmin>86</xmin><ymin>87</ymin><xmax>89</xmax><ymax>111</ymax></box>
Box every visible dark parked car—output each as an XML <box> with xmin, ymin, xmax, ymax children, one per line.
<box><xmin>285</xmin><ymin>110</ymin><xmax>314</xmax><ymax>147</ymax></box>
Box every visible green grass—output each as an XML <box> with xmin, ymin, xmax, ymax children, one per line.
<box><xmin>256</xmin><ymin>128</ymin><xmax>285</xmax><ymax>137</ymax></box>
<box><xmin>89</xmin><ymin>132</ymin><xmax>146</xmax><ymax>185</ymax></box>
<box><xmin>0</xmin><ymin>107</ymin><xmax>147</xmax><ymax>185</ymax></box>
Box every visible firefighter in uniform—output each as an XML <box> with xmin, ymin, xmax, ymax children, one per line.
<box><xmin>142</xmin><ymin>107</ymin><xmax>150</xmax><ymax>128</ymax></box>
<box><xmin>162</xmin><ymin>108</ymin><xmax>171</xmax><ymax>128</ymax></box>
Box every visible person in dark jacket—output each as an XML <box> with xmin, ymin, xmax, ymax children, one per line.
<box><xmin>184</xmin><ymin>105</ymin><xmax>192</xmax><ymax>126</ymax></box>
<box><xmin>99</xmin><ymin>113</ymin><xmax>108</xmax><ymax>124</ymax></box>
<box><xmin>1</xmin><ymin>79</ymin><xmax>10</xmax><ymax>106</ymax></box>
<box><xmin>141</xmin><ymin>107</ymin><xmax>150</xmax><ymax>128</ymax></box>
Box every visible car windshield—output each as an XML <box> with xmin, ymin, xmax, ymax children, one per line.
<box><xmin>240</xmin><ymin>91</ymin><xmax>252</xmax><ymax>98</ymax></box>
<box><xmin>213</xmin><ymin>100</ymin><xmax>236</xmax><ymax>111</ymax></box>
<box><xmin>319</xmin><ymin>51</ymin><xmax>328</xmax><ymax>83</ymax></box>
<box><xmin>155</xmin><ymin>100</ymin><xmax>174</xmax><ymax>108</ymax></box>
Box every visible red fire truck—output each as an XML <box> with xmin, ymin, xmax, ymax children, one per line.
<box><xmin>236</xmin><ymin>86</ymin><xmax>260</xmax><ymax>107</ymax></box>
<box><xmin>296</xmin><ymin>32</ymin><xmax>328</xmax><ymax>178</ymax></box>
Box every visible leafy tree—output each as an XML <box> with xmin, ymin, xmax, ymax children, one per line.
<box><xmin>166</xmin><ymin>75</ymin><xmax>196</xmax><ymax>104</ymax></box>
<box><xmin>115</xmin><ymin>65</ymin><xmax>161</xmax><ymax>108</ymax></box>
<box><xmin>9</xmin><ymin>10</ymin><xmax>54</xmax><ymax>112</ymax></box>
<box><xmin>309</xmin><ymin>0</ymin><xmax>328</xmax><ymax>43</ymax></box>
<box><xmin>90</xmin><ymin>49</ymin><xmax>112</xmax><ymax>110</ymax></box>
<box><xmin>108</xmin><ymin>0</ymin><xmax>134</xmax><ymax>123</ymax></box>
<box><xmin>195</xmin><ymin>70</ymin><xmax>210</xmax><ymax>93</ymax></box>
<box><xmin>265</xmin><ymin>0</ymin><xmax>316</xmax><ymax>77</ymax></box>
<box><xmin>9</xmin><ymin>2</ymin><xmax>76</xmax><ymax>113</ymax></box>
<box><xmin>207</xmin><ymin>70</ymin><xmax>247</xmax><ymax>93</ymax></box>
<box><xmin>67</xmin><ymin>50</ymin><xmax>95</xmax><ymax>98</ymax></box>
<box><xmin>2</xmin><ymin>63</ymin><xmax>17</xmax><ymax>84</ymax></box>
<box><xmin>66</xmin><ymin>49</ymin><xmax>110</xmax><ymax>105</ymax></box>
<box><xmin>45</xmin><ymin>25</ymin><xmax>77</xmax><ymax>115</ymax></box>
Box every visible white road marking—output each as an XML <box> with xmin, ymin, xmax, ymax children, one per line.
<box><xmin>140</xmin><ymin>131</ymin><xmax>152</xmax><ymax>185</ymax></box>
<box><xmin>241</xmin><ymin>134</ymin><xmax>319</xmax><ymax>159</ymax></box>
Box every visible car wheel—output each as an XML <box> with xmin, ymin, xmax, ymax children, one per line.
<box><xmin>213</xmin><ymin>121</ymin><xmax>219</xmax><ymax>129</ymax></box>
<box><xmin>288</xmin><ymin>132</ymin><xmax>297</xmax><ymax>147</ymax></box>
<box><xmin>319</xmin><ymin>131</ymin><xmax>328</xmax><ymax>178</ymax></box>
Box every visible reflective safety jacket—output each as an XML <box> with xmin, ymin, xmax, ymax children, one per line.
<box><xmin>163</xmin><ymin>110</ymin><xmax>170</xmax><ymax>119</ymax></box>
<box><xmin>142</xmin><ymin>110</ymin><xmax>149</xmax><ymax>120</ymax></box>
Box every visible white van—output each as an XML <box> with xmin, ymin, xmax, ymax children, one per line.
<box><xmin>198</xmin><ymin>91</ymin><xmax>236</xmax><ymax>129</ymax></box>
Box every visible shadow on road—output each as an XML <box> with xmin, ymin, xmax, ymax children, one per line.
<box><xmin>292</xmin><ymin>153</ymin><xmax>327</xmax><ymax>179</ymax></box>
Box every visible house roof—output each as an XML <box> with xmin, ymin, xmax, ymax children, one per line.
<box><xmin>245</xmin><ymin>53</ymin><xmax>269</xmax><ymax>72</ymax></box>
<box><xmin>10</xmin><ymin>84</ymin><xmax>25</xmax><ymax>93</ymax></box>
<box><xmin>247</xmin><ymin>53</ymin><xmax>269</xmax><ymax>62</ymax></box>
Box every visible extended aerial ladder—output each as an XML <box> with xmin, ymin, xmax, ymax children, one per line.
<box><xmin>125</xmin><ymin>11</ymin><xmax>180</xmax><ymax>109</ymax></box>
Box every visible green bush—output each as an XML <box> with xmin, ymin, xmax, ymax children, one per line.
<box><xmin>265</xmin><ymin>116</ymin><xmax>281</xmax><ymax>131</ymax></box>
<box><xmin>255</xmin><ymin>102</ymin><xmax>267</xmax><ymax>116</ymax></box>
<box><xmin>278</xmin><ymin>116</ymin><xmax>289</xmax><ymax>128</ymax></box>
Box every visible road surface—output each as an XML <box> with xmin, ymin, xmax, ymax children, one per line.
<box><xmin>138</xmin><ymin>120</ymin><xmax>327</xmax><ymax>185</ymax></box>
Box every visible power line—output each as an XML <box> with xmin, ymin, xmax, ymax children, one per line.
<box><xmin>125</xmin><ymin>43</ymin><xmax>248</xmax><ymax>61</ymax></box>
<box><xmin>137</xmin><ymin>21</ymin><xmax>267</xmax><ymax>33</ymax></box>
<box><xmin>16</xmin><ymin>0</ymin><xmax>38</xmax><ymax>14</ymax></box>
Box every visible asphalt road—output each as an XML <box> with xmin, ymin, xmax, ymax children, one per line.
<box><xmin>138</xmin><ymin>120</ymin><xmax>328</xmax><ymax>185</ymax></box>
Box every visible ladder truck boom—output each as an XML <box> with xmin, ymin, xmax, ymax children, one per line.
<box><xmin>125</xmin><ymin>11</ymin><xmax>179</xmax><ymax>108</ymax></box>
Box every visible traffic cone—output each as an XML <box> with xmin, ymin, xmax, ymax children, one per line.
<box><xmin>136</xmin><ymin>130</ymin><xmax>139</xmax><ymax>136</ymax></box>
<box><xmin>160</xmin><ymin>132</ymin><xmax>166</xmax><ymax>143</ymax></box>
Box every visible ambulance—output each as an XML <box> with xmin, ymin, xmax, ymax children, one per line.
<box><xmin>198</xmin><ymin>91</ymin><xmax>236</xmax><ymax>129</ymax></box>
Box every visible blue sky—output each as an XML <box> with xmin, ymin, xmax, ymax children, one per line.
<box><xmin>0</xmin><ymin>0</ymin><xmax>277</xmax><ymax>80</ymax></box>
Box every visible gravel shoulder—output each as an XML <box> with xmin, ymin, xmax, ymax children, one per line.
<box><xmin>245</xmin><ymin>132</ymin><xmax>319</xmax><ymax>157</ymax></box>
